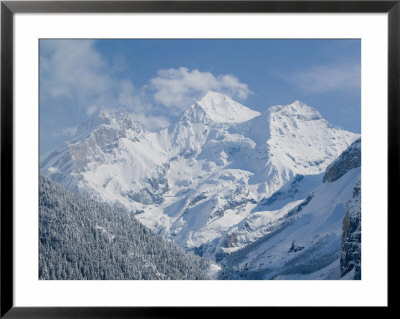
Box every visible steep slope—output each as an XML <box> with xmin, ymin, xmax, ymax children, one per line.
<box><xmin>39</xmin><ymin>176</ymin><xmax>210</xmax><ymax>280</ymax></box>
<box><xmin>261</xmin><ymin>101</ymin><xmax>358</xmax><ymax>193</ymax></box>
<box><xmin>340</xmin><ymin>179</ymin><xmax>361</xmax><ymax>279</ymax></box>
<box><xmin>323</xmin><ymin>137</ymin><xmax>361</xmax><ymax>183</ymax></box>
<box><xmin>40</xmin><ymin>108</ymin><xmax>168</xmax><ymax>208</ymax></box>
<box><xmin>196</xmin><ymin>91</ymin><xmax>261</xmax><ymax>123</ymax></box>
<box><xmin>40</xmin><ymin>92</ymin><xmax>360</xmax><ymax>264</ymax></box>
<box><xmin>218</xmin><ymin>138</ymin><xmax>361</xmax><ymax>279</ymax></box>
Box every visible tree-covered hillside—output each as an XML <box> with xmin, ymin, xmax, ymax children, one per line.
<box><xmin>39</xmin><ymin>176</ymin><xmax>210</xmax><ymax>280</ymax></box>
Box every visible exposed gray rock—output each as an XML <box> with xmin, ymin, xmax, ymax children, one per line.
<box><xmin>288</xmin><ymin>241</ymin><xmax>305</xmax><ymax>253</ymax></box>
<box><xmin>323</xmin><ymin>138</ymin><xmax>361</xmax><ymax>183</ymax></box>
<box><xmin>340</xmin><ymin>180</ymin><xmax>361</xmax><ymax>279</ymax></box>
<box><xmin>124</xmin><ymin>168</ymin><xmax>169</xmax><ymax>205</ymax></box>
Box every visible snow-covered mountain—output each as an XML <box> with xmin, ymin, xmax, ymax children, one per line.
<box><xmin>218</xmin><ymin>138</ymin><xmax>361</xmax><ymax>279</ymax></box>
<box><xmin>40</xmin><ymin>91</ymin><xmax>360</xmax><ymax>278</ymax></box>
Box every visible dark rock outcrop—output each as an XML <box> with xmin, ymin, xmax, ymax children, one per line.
<box><xmin>340</xmin><ymin>180</ymin><xmax>361</xmax><ymax>279</ymax></box>
<box><xmin>323</xmin><ymin>138</ymin><xmax>361</xmax><ymax>183</ymax></box>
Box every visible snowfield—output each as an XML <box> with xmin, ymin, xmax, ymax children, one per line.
<box><xmin>40</xmin><ymin>91</ymin><xmax>361</xmax><ymax>279</ymax></box>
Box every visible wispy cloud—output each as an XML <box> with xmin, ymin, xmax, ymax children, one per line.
<box><xmin>40</xmin><ymin>40</ymin><xmax>161</xmax><ymax>130</ymax></box>
<box><xmin>40</xmin><ymin>40</ymin><xmax>251</xmax><ymax>131</ymax></box>
<box><xmin>40</xmin><ymin>40</ymin><xmax>111</xmax><ymax>101</ymax></box>
<box><xmin>131</xmin><ymin>113</ymin><xmax>171</xmax><ymax>131</ymax></box>
<box><xmin>150</xmin><ymin>67</ymin><xmax>251</xmax><ymax>113</ymax></box>
<box><xmin>285</xmin><ymin>62</ymin><xmax>360</xmax><ymax>94</ymax></box>
<box><xmin>50</xmin><ymin>126</ymin><xmax>78</xmax><ymax>138</ymax></box>
<box><xmin>86</xmin><ymin>105</ymin><xmax>98</xmax><ymax>116</ymax></box>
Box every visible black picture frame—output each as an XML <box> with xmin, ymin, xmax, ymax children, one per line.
<box><xmin>1</xmin><ymin>1</ymin><xmax>395</xmax><ymax>317</ymax></box>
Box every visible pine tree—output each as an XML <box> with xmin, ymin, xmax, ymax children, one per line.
<box><xmin>39</xmin><ymin>176</ymin><xmax>210</xmax><ymax>280</ymax></box>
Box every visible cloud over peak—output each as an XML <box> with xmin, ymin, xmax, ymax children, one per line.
<box><xmin>150</xmin><ymin>67</ymin><xmax>251</xmax><ymax>113</ymax></box>
<box><xmin>40</xmin><ymin>40</ymin><xmax>251</xmax><ymax>134</ymax></box>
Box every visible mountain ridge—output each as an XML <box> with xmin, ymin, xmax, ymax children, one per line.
<box><xmin>40</xmin><ymin>92</ymin><xmax>360</xmax><ymax>270</ymax></box>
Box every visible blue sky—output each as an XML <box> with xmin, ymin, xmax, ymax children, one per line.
<box><xmin>40</xmin><ymin>39</ymin><xmax>360</xmax><ymax>155</ymax></box>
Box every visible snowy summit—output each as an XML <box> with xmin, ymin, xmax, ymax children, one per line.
<box><xmin>40</xmin><ymin>91</ymin><xmax>361</xmax><ymax>280</ymax></box>
<box><xmin>195</xmin><ymin>91</ymin><xmax>260</xmax><ymax>123</ymax></box>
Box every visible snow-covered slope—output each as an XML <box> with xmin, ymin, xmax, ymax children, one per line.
<box><xmin>40</xmin><ymin>92</ymin><xmax>360</xmax><ymax>274</ymax></box>
<box><xmin>40</xmin><ymin>108</ymin><xmax>168</xmax><ymax>206</ymax></box>
<box><xmin>218</xmin><ymin>138</ymin><xmax>361</xmax><ymax>279</ymax></box>
<box><xmin>196</xmin><ymin>91</ymin><xmax>261</xmax><ymax>123</ymax></box>
<box><xmin>219</xmin><ymin>167</ymin><xmax>360</xmax><ymax>279</ymax></box>
<box><xmin>263</xmin><ymin>101</ymin><xmax>357</xmax><ymax>191</ymax></box>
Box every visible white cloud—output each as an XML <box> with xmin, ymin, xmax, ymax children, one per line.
<box><xmin>41</xmin><ymin>41</ymin><xmax>251</xmax><ymax>133</ymax></box>
<box><xmin>86</xmin><ymin>105</ymin><xmax>98</xmax><ymax>116</ymax></box>
<box><xmin>131</xmin><ymin>113</ymin><xmax>171</xmax><ymax>131</ymax></box>
<box><xmin>116</xmin><ymin>80</ymin><xmax>146</xmax><ymax>113</ymax></box>
<box><xmin>40</xmin><ymin>40</ymin><xmax>111</xmax><ymax>100</ymax></box>
<box><xmin>150</xmin><ymin>67</ymin><xmax>251</xmax><ymax>113</ymax></box>
<box><xmin>286</xmin><ymin>62</ymin><xmax>360</xmax><ymax>94</ymax></box>
<box><xmin>40</xmin><ymin>40</ymin><xmax>154</xmax><ymax>128</ymax></box>
<box><xmin>51</xmin><ymin>126</ymin><xmax>78</xmax><ymax>138</ymax></box>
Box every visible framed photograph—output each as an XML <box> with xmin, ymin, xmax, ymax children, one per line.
<box><xmin>1</xmin><ymin>0</ymin><xmax>395</xmax><ymax>316</ymax></box>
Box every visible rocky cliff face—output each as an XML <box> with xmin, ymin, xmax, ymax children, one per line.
<box><xmin>322</xmin><ymin>138</ymin><xmax>361</xmax><ymax>279</ymax></box>
<box><xmin>323</xmin><ymin>138</ymin><xmax>361</xmax><ymax>183</ymax></box>
<box><xmin>340</xmin><ymin>180</ymin><xmax>361</xmax><ymax>279</ymax></box>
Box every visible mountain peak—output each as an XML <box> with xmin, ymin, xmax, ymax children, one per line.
<box><xmin>198</xmin><ymin>91</ymin><xmax>230</xmax><ymax>104</ymax></box>
<box><xmin>74</xmin><ymin>108</ymin><xmax>144</xmax><ymax>140</ymax></box>
<box><xmin>94</xmin><ymin>107</ymin><xmax>130</xmax><ymax>122</ymax></box>
<box><xmin>269</xmin><ymin>101</ymin><xmax>322</xmax><ymax>121</ymax></box>
<box><xmin>194</xmin><ymin>91</ymin><xmax>260</xmax><ymax>123</ymax></box>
